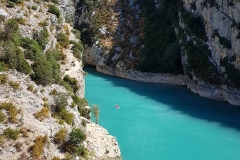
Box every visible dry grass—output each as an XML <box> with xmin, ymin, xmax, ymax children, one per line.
<box><xmin>31</xmin><ymin>135</ymin><xmax>48</xmax><ymax>158</ymax></box>
<box><xmin>0</xmin><ymin>102</ymin><xmax>18</xmax><ymax>123</ymax></box>
<box><xmin>0</xmin><ymin>74</ymin><xmax>8</xmax><ymax>85</ymax></box>
<box><xmin>27</xmin><ymin>84</ymin><xmax>34</xmax><ymax>92</ymax></box>
<box><xmin>34</xmin><ymin>107</ymin><xmax>50</xmax><ymax>121</ymax></box>
<box><xmin>9</xmin><ymin>81</ymin><xmax>20</xmax><ymax>90</ymax></box>
<box><xmin>20</xmin><ymin>127</ymin><xmax>29</xmax><ymax>137</ymax></box>
<box><xmin>54</xmin><ymin>129</ymin><xmax>67</xmax><ymax>144</ymax></box>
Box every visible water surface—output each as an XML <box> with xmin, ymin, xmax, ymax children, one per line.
<box><xmin>84</xmin><ymin>67</ymin><xmax>240</xmax><ymax>160</ymax></box>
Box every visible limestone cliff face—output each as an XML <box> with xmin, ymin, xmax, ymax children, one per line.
<box><xmin>75</xmin><ymin>0</ymin><xmax>240</xmax><ymax>106</ymax></box>
<box><xmin>0</xmin><ymin>0</ymin><xmax>121</xmax><ymax>159</ymax></box>
<box><xmin>181</xmin><ymin>0</ymin><xmax>240</xmax><ymax>78</ymax></box>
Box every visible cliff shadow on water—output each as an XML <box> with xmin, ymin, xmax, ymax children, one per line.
<box><xmin>84</xmin><ymin>66</ymin><xmax>240</xmax><ymax>132</ymax></box>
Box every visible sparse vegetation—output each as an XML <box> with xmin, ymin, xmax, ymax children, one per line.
<box><xmin>34</xmin><ymin>107</ymin><xmax>50</xmax><ymax>121</ymax></box>
<box><xmin>14</xmin><ymin>142</ymin><xmax>22</xmax><ymax>151</ymax></box>
<box><xmin>81</xmin><ymin>119</ymin><xmax>86</xmax><ymax>127</ymax></box>
<box><xmin>57</xmin><ymin>33</ymin><xmax>70</xmax><ymax>48</ymax></box>
<box><xmin>0</xmin><ymin>135</ymin><xmax>5</xmax><ymax>146</ymax></box>
<box><xmin>27</xmin><ymin>84</ymin><xmax>34</xmax><ymax>92</ymax></box>
<box><xmin>31</xmin><ymin>135</ymin><xmax>48</xmax><ymax>158</ymax></box>
<box><xmin>48</xmin><ymin>5</ymin><xmax>60</xmax><ymax>18</ymax></box>
<box><xmin>54</xmin><ymin>129</ymin><xmax>67</xmax><ymax>144</ymax></box>
<box><xmin>63</xmin><ymin>75</ymin><xmax>79</xmax><ymax>93</ymax></box>
<box><xmin>63</xmin><ymin>128</ymin><xmax>86</xmax><ymax>156</ymax></box>
<box><xmin>92</xmin><ymin>104</ymin><xmax>99</xmax><ymax>124</ymax></box>
<box><xmin>3</xmin><ymin>128</ymin><xmax>19</xmax><ymax>140</ymax></box>
<box><xmin>0</xmin><ymin>110</ymin><xmax>6</xmax><ymax>123</ymax></box>
<box><xmin>52</xmin><ymin>157</ymin><xmax>61</xmax><ymax>160</ymax></box>
<box><xmin>9</xmin><ymin>81</ymin><xmax>20</xmax><ymax>90</ymax></box>
<box><xmin>0</xmin><ymin>74</ymin><xmax>8</xmax><ymax>84</ymax></box>
<box><xmin>0</xmin><ymin>62</ymin><xmax>7</xmax><ymax>71</ymax></box>
<box><xmin>71</xmin><ymin>41</ymin><xmax>84</xmax><ymax>59</ymax></box>
<box><xmin>33</xmin><ymin>27</ymin><xmax>49</xmax><ymax>50</ymax></box>
<box><xmin>50</xmin><ymin>89</ymin><xmax>58</xmax><ymax>95</ymax></box>
<box><xmin>0</xmin><ymin>102</ymin><xmax>18</xmax><ymax>123</ymax></box>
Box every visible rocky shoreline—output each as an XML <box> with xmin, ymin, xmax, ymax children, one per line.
<box><xmin>94</xmin><ymin>64</ymin><xmax>240</xmax><ymax>106</ymax></box>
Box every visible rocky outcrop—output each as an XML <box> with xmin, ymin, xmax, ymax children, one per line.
<box><xmin>79</xmin><ymin>0</ymin><xmax>240</xmax><ymax>106</ymax></box>
<box><xmin>84</xmin><ymin>119</ymin><xmax>121</xmax><ymax>160</ymax></box>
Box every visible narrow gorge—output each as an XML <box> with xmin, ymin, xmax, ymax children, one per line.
<box><xmin>75</xmin><ymin>0</ymin><xmax>240</xmax><ymax>106</ymax></box>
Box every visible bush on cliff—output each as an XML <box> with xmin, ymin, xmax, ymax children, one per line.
<box><xmin>48</xmin><ymin>5</ymin><xmax>60</xmax><ymax>18</ymax></box>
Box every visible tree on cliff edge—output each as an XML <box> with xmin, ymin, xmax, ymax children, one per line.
<box><xmin>92</xmin><ymin>104</ymin><xmax>99</xmax><ymax>124</ymax></box>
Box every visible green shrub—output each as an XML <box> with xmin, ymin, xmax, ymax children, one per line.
<box><xmin>11</xmin><ymin>0</ymin><xmax>23</xmax><ymax>4</ymax></box>
<box><xmin>71</xmin><ymin>95</ymin><xmax>90</xmax><ymax>119</ymax></box>
<box><xmin>31</xmin><ymin>52</ymin><xmax>53</xmax><ymax>85</ymax></box>
<box><xmin>71</xmin><ymin>41</ymin><xmax>84</xmax><ymax>59</ymax></box>
<box><xmin>48</xmin><ymin>5</ymin><xmax>60</xmax><ymax>18</ymax></box>
<box><xmin>9</xmin><ymin>81</ymin><xmax>20</xmax><ymax>90</ymax></box>
<box><xmin>184</xmin><ymin>41</ymin><xmax>219</xmax><ymax>83</ymax></box>
<box><xmin>20</xmin><ymin>37</ymin><xmax>42</xmax><ymax>60</ymax></box>
<box><xmin>137</xmin><ymin>0</ymin><xmax>183</xmax><ymax>74</ymax></box>
<box><xmin>3</xmin><ymin>128</ymin><xmax>19</xmax><ymax>140</ymax></box>
<box><xmin>46</xmin><ymin>50</ymin><xmax>61</xmax><ymax>84</ymax></box>
<box><xmin>0</xmin><ymin>62</ymin><xmax>7</xmax><ymax>71</ymax></box>
<box><xmin>54</xmin><ymin>129</ymin><xmax>67</xmax><ymax>144</ymax></box>
<box><xmin>71</xmin><ymin>29</ymin><xmax>81</xmax><ymax>39</ymax></box>
<box><xmin>2</xmin><ymin>42</ymin><xmax>31</xmax><ymax>74</ymax></box>
<box><xmin>57</xmin><ymin>33</ymin><xmax>70</xmax><ymax>48</ymax></box>
<box><xmin>7</xmin><ymin>1</ymin><xmax>16</xmax><ymax>8</ymax></box>
<box><xmin>33</xmin><ymin>27</ymin><xmax>49</xmax><ymax>50</ymax></box>
<box><xmin>59</xmin><ymin>108</ymin><xmax>74</xmax><ymax>125</ymax></box>
<box><xmin>3</xmin><ymin>42</ymin><xmax>18</xmax><ymax>68</ymax></box>
<box><xmin>32</xmin><ymin>6</ymin><xmax>38</xmax><ymax>10</ymax></box>
<box><xmin>53</xmin><ymin>92</ymin><xmax>68</xmax><ymax>112</ymax></box>
<box><xmin>81</xmin><ymin>119</ymin><xmax>86</xmax><ymax>127</ymax></box>
<box><xmin>0</xmin><ymin>74</ymin><xmax>8</xmax><ymax>84</ymax></box>
<box><xmin>63</xmin><ymin>75</ymin><xmax>79</xmax><ymax>93</ymax></box>
<box><xmin>51</xmin><ymin>0</ymin><xmax>58</xmax><ymax>4</ymax></box>
<box><xmin>74</xmin><ymin>146</ymin><xmax>88</xmax><ymax>158</ymax></box>
<box><xmin>0</xmin><ymin>110</ymin><xmax>6</xmax><ymax>123</ymax></box>
<box><xmin>60</xmin><ymin>80</ymin><xmax>73</xmax><ymax>93</ymax></box>
<box><xmin>0</xmin><ymin>102</ymin><xmax>18</xmax><ymax>123</ymax></box>
<box><xmin>46</xmin><ymin>49</ymin><xmax>62</xmax><ymax>61</ymax></box>
<box><xmin>6</xmin><ymin>18</ymin><xmax>19</xmax><ymax>34</ymax></box>
<box><xmin>63</xmin><ymin>128</ymin><xmax>86</xmax><ymax>155</ymax></box>
<box><xmin>69</xmin><ymin>128</ymin><xmax>86</xmax><ymax>145</ymax></box>
<box><xmin>16</xmin><ymin>50</ymin><xmax>32</xmax><ymax>74</ymax></box>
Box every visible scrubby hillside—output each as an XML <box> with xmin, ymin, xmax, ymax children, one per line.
<box><xmin>0</xmin><ymin>0</ymin><xmax>121</xmax><ymax>159</ymax></box>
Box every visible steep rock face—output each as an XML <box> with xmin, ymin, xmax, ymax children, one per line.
<box><xmin>76</xmin><ymin>0</ymin><xmax>240</xmax><ymax>105</ymax></box>
<box><xmin>181</xmin><ymin>0</ymin><xmax>240</xmax><ymax>76</ymax></box>
<box><xmin>0</xmin><ymin>0</ymin><xmax>121</xmax><ymax>159</ymax></box>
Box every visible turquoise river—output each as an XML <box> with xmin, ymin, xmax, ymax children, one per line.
<box><xmin>84</xmin><ymin>67</ymin><xmax>240</xmax><ymax>160</ymax></box>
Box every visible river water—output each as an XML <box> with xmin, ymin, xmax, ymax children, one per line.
<box><xmin>84</xmin><ymin>67</ymin><xmax>240</xmax><ymax>160</ymax></box>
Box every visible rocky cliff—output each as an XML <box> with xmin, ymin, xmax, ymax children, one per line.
<box><xmin>0</xmin><ymin>0</ymin><xmax>121</xmax><ymax>159</ymax></box>
<box><xmin>75</xmin><ymin>0</ymin><xmax>240</xmax><ymax>106</ymax></box>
